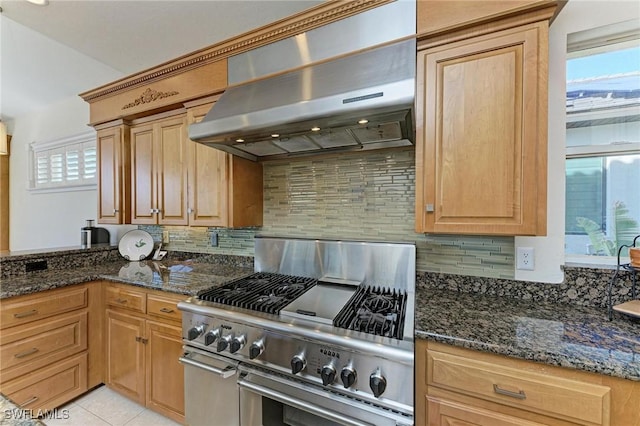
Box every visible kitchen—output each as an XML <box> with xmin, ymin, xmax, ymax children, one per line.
<box><xmin>1</xmin><ymin>0</ymin><xmax>639</xmax><ymax>425</ymax></box>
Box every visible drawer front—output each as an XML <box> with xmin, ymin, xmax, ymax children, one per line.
<box><xmin>428</xmin><ymin>350</ymin><xmax>611</xmax><ymax>425</ymax></box>
<box><xmin>105</xmin><ymin>285</ymin><xmax>146</xmax><ymax>313</ymax></box>
<box><xmin>146</xmin><ymin>294</ymin><xmax>183</xmax><ymax>322</ymax></box>
<box><xmin>1</xmin><ymin>352</ymin><xmax>87</xmax><ymax>413</ymax></box>
<box><xmin>427</xmin><ymin>396</ymin><xmax>548</xmax><ymax>426</ymax></box>
<box><xmin>0</xmin><ymin>311</ymin><xmax>88</xmax><ymax>381</ymax></box>
<box><xmin>0</xmin><ymin>286</ymin><xmax>88</xmax><ymax>329</ymax></box>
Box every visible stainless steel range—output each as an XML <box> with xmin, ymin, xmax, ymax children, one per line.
<box><xmin>178</xmin><ymin>237</ymin><xmax>415</xmax><ymax>426</ymax></box>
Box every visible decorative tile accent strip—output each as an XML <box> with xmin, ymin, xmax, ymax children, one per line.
<box><xmin>418</xmin><ymin>265</ymin><xmax>636</xmax><ymax>309</ymax></box>
<box><xmin>139</xmin><ymin>225</ymin><xmax>257</xmax><ymax>257</ymax></box>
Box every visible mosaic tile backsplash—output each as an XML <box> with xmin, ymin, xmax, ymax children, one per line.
<box><xmin>143</xmin><ymin>149</ymin><xmax>515</xmax><ymax>279</ymax></box>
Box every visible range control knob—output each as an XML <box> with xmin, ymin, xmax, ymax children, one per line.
<box><xmin>187</xmin><ymin>325</ymin><xmax>205</xmax><ymax>341</ymax></box>
<box><xmin>369</xmin><ymin>369</ymin><xmax>387</xmax><ymax>398</ymax></box>
<box><xmin>320</xmin><ymin>364</ymin><xmax>336</xmax><ymax>386</ymax></box>
<box><xmin>291</xmin><ymin>354</ymin><xmax>306</xmax><ymax>375</ymax></box>
<box><xmin>204</xmin><ymin>329</ymin><xmax>220</xmax><ymax>346</ymax></box>
<box><xmin>230</xmin><ymin>334</ymin><xmax>246</xmax><ymax>354</ymax></box>
<box><xmin>249</xmin><ymin>341</ymin><xmax>265</xmax><ymax>360</ymax></box>
<box><xmin>217</xmin><ymin>334</ymin><xmax>233</xmax><ymax>352</ymax></box>
<box><xmin>340</xmin><ymin>364</ymin><xmax>357</xmax><ymax>388</ymax></box>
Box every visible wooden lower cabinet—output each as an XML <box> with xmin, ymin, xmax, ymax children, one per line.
<box><xmin>104</xmin><ymin>283</ymin><xmax>185</xmax><ymax>424</ymax></box>
<box><xmin>105</xmin><ymin>309</ymin><xmax>146</xmax><ymax>404</ymax></box>
<box><xmin>0</xmin><ymin>283</ymin><xmax>100</xmax><ymax>413</ymax></box>
<box><xmin>417</xmin><ymin>341</ymin><xmax>640</xmax><ymax>426</ymax></box>
<box><xmin>145</xmin><ymin>320</ymin><xmax>184</xmax><ymax>422</ymax></box>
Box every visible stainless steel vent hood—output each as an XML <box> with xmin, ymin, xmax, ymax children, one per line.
<box><xmin>189</xmin><ymin>2</ymin><xmax>416</xmax><ymax>162</ymax></box>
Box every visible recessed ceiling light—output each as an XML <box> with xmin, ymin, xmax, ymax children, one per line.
<box><xmin>236</xmin><ymin>138</ymin><xmax>244</xmax><ymax>143</ymax></box>
<box><xmin>358</xmin><ymin>119</ymin><xmax>369</xmax><ymax>125</ymax></box>
<box><xmin>311</xmin><ymin>126</ymin><xmax>320</xmax><ymax>132</ymax></box>
<box><xmin>26</xmin><ymin>0</ymin><xmax>49</xmax><ymax>5</ymax></box>
<box><xmin>271</xmin><ymin>134</ymin><xmax>280</xmax><ymax>138</ymax></box>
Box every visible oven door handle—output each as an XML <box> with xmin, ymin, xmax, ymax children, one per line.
<box><xmin>239</xmin><ymin>378</ymin><xmax>374</xmax><ymax>426</ymax></box>
<box><xmin>179</xmin><ymin>356</ymin><xmax>236</xmax><ymax>379</ymax></box>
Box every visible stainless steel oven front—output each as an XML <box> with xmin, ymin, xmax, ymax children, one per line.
<box><xmin>238</xmin><ymin>364</ymin><xmax>412</xmax><ymax>426</ymax></box>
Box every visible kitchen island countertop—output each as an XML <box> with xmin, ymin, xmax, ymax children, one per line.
<box><xmin>415</xmin><ymin>286</ymin><xmax>640</xmax><ymax>381</ymax></box>
<box><xmin>0</xmin><ymin>260</ymin><xmax>253</xmax><ymax>300</ymax></box>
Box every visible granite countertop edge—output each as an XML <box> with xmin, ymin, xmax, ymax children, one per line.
<box><xmin>414</xmin><ymin>288</ymin><xmax>640</xmax><ymax>382</ymax></box>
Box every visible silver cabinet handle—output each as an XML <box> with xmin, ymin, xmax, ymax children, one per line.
<box><xmin>14</xmin><ymin>309</ymin><xmax>38</xmax><ymax>319</ymax></box>
<box><xmin>187</xmin><ymin>208</ymin><xmax>194</xmax><ymax>214</ymax></box>
<box><xmin>493</xmin><ymin>384</ymin><xmax>526</xmax><ymax>400</ymax></box>
<box><xmin>113</xmin><ymin>209</ymin><xmax>119</xmax><ymax>214</ymax></box>
<box><xmin>20</xmin><ymin>396</ymin><xmax>39</xmax><ymax>406</ymax></box>
<box><xmin>114</xmin><ymin>298</ymin><xmax>128</xmax><ymax>304</ymax></box>
<box><xmin>159</xmin><ymin>307</ymin><xmax>174</xmax><ymax>313</ymax></box>
<box><xmin>15</xmin><ymin>348</ymin><xmax>39</xmax><ymax>359</ymax></box>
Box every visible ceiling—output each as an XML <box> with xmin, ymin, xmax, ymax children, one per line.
<box><xmin>0</xmin><ymin>0</ymin><xmax>323</xmax><ymax>121</ymax></box>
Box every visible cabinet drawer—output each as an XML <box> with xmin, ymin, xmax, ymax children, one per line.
<box><xmin>1</xmin><ymin>352</ymin><xmax>87</xmax><ymax>413</ymax></box>
<box><xmin>427</xmin><ymin>396</ymin><xmax>547</xmax><ymax>426</ymax></box>
<box><xmin>105</xmin><ymin>285</ymin><xmax>146</xmax><ymax>313</ymax></box>
<box><xmin>0</xmin><ymin>286</ymin><xmax>88</xmax><ymax>329</ymax></box>
<box><xmin>147</xmin><ymin>294</ymin><xmax>182</xmax><ymax>322</ymax></box>
<box><xmin>0</xmin><ymin>311</ymin><xmax>88</xmax><ymax>382</ymax></box>
<box><xmin>428</xmin><ymin>350</ymin><xmax>611</xmax><ymax>425</ymax></box>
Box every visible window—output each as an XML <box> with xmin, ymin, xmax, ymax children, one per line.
<box><xmin>29</xmin><ymin>131</ymin><xmax>97</xmax><ymax>191</ymax></box>
<box><xmin>565</xmin><ymin>21</ymin><xmax>640</xmax><ymax>258</ymax></box>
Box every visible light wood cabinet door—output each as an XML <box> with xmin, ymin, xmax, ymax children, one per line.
<box><xmin>131</xmin><ymin>115</ymin><xmax>188</xmax><ymax>225</ymax></box>
<box><xmin>145</xmin><ymin>320</ymin><xmax>184</xmax><ymax>423</ymax></box>
<box><xmin>186</xmin><ymin>104</ymin><xmax>229</xmax><ymax>227</ymax></box>
<box><xmin>97</xmin><ymin>126</ymin><xmax>131</xmax><ymax>224</ymax></box>
<box><xmin>155</xmin><ymin>116</ymin><xmax>188</xmax><ymax>225</ymax></box>
<box><xmin>131</xmin><ymin>123</ymin><xmax>156</xmax><ymax>225</ymax></box>
<box><xmin>105</xmin><ymin>309</ymin><xmax>145</xmax><ymax>405</ymax></box>
<box><xmin>415</xmin><ymin>22</ymin><xmax>547</xmax><ymax>236</ymax></box>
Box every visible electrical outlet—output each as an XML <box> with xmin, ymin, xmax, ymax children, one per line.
<box><xmin>162</xmin><ymin>231</ymin><xmax>170</xmax><ymax>244</ymax></box>
<box><xmin>516</xmin><ymin>247</ymin><xmax>535</xmax><ymax>271</ymax></box>
<box><xmin>210</xmin><ymin>232</ymin><xmax>218</xmax><ymax>247</ymax></box>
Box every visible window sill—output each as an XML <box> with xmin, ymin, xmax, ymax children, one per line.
<box><xmin>27</xmin><ymin>184</ymin><xmax>96</xmax><ymax>194</ymax></box>
<box><xmin>565</xmin><ymin>254</ymin><xmax>631</xmax><ymax>270</ymax></box>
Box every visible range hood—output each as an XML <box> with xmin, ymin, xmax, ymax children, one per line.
<box><xmin>189</xmin><ymin>38</ymin><xmax>416</xmax><ymax>162</ymax></box>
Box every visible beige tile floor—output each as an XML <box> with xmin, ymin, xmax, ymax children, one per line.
<box><xmin>44</xmin><ymin>385</ymin><xmax>181</xmax><ymax>426</ymax></box>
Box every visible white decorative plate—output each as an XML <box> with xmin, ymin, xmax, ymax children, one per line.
<box><xmin>118</xmin><ymin>230</ymin><xmax>154</xmax><ymax>261</ymax></box>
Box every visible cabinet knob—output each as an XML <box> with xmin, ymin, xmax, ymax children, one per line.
<box><xmin>425</xmin><ymin>204</ymin><xmax>434</xmax><ymax>213</ymax></box>
<box><xmin>113</xmin><ymin>209</ymin><xmax>119</xmax><ymax>214</ymax></box>
<box><xmin>188</xmin><ymin>208</ymin><xmax>194</xmax><ymax>214</ymax></box>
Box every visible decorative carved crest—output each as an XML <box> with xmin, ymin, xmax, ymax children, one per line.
<box><xmin>122</xmin><ymin>88</ymin><xmax>179</xmax><ymax>110</ymax></box>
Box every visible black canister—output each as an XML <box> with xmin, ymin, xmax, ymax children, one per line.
<box><xmin>82</xmin><ymin>220</ymin><xmax>111</xmax><ymax>245</ymax></box>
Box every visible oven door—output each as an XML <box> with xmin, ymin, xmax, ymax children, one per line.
<box><xmin>238</xmin><ymin>366</ymin><xmax>412</xmax><ymax>426</ymax></box>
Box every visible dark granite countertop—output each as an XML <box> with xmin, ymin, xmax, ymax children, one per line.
<box><xmin>415</xmin><ymin>287</ymin><xmax>640</xmax><ymax>381</ymax></box>
<box><xmin>0</xmin><ymin>394</ymin><xmax>46</xmax><ymax>426</ymax></box>
<box><xmin>0</xmin><ymin>260</ymin><xmax>253</xmax><ymax>299</ymax></box>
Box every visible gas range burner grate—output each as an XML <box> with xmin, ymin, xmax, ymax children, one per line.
<box><xmin>333</xmin><ymin>286</ymin><xmax>407</xmax><ymax>339</ymax></box>
<box><xmin>197</xmin><ymin>272</ymin><xmax>317</xmax><ymax>314</ymax></box>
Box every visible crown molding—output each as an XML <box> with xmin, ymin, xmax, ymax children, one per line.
<box><xmin>80</xmin><ymin>0</ymin><xmax>392</xmax><ymax>103</ymax></box>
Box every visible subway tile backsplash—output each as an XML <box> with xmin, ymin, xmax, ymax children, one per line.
<box><xmin>143</xmin><ymin>149</ymin><xmax>515</xmax><ymax>279</ymax></box>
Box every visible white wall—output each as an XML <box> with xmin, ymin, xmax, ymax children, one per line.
<box><xmin>7</xmin><ymin>96</ymin><xmax>135</xmax><ymax>251</ymax></box>
<box><xmin>514</xmin><ymin>0</ymin><xmax>640</xmax><ymax>283</ymax></box>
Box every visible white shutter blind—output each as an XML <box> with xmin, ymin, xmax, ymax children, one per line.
<box><xmin>29</xmin><ymin>131</ymin><xmax>97</xmax><ymax>191</ymax></box>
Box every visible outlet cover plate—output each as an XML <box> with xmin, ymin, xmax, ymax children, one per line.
<box><xmin>516</xmin><ymin>247</ymin><xmax>535</xmax><ymax>271</ymax></box>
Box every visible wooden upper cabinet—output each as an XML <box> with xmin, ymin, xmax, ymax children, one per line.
<box><xmin>417</xmin><ymin>0</ymin><xmax>564</xmax><ymax>40</ymax></box>
<box><xmin>186</xmin><ymin>103</ymin><xmax>229</xmax><ymax>227</ymax></box>
<box><xmin>185</xmin><ymin>102</ymin><xmax>263</xmax><ymax>228</ymax></box>
<box><xmin>131</xmin><ymin>114</ymin><xmax>188</xmax><ymax>226</ymax></box>
<box><xmin>97</xmin><ymin>126</ymin><xmax>131</xmax><ymax>224</ymax></box>
<box><xmin>415</xmin><ymin>20</ymin><xmax>548</xmax><ymax>236</ymax></box>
